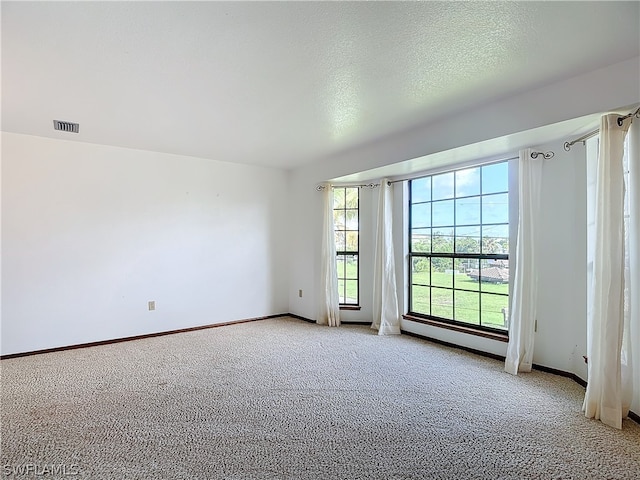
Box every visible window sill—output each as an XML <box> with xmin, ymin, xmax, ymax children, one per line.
<box><xmin>340</xmin><ymin>305</ymin><xmax>362</xmax><ymax>311</ymax></box>
<box><xmin>402</xmin><ymin>314</ymin><xmax>509</xmax><ymax>343</ymax></box>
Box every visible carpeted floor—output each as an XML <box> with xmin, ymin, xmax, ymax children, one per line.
<box><xmin>1</xmin><ymin>317</ymin><xmax>639</xmax><ymax>479</ymax></box>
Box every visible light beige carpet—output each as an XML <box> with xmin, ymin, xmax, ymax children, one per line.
<box><xmin>1</xmin><ymin>317</ymin><xmax>639</xmax><ymax>479</ymax></box>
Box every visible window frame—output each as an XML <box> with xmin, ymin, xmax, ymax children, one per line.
<box><xmin>407</xmin><ymin>160</ymin><xmax>511</xmax><ymax>335</ymax></box>
<box><xmin>334</xmin><ymin>186</ymin><xmax>360</xmax><ymax>306</ymax></box>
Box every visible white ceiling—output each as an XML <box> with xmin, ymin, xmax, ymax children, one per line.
<box><xmin>2</xmin><ymin>1</ymin><xmax>639</xmax><ymax>170</ymax></box>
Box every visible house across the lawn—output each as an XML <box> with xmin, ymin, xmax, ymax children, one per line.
<box><xmin>467</xmin><ymin>266</ymin><xmax>510</xmax><ymax>284</ymax></box>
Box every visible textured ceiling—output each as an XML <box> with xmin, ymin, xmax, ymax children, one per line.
<box><xmin>2</xmin><ymin>1</ymin><xmax>639</xmax><ymax>169</ymax></box>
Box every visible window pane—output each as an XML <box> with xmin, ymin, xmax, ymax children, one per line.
<box><xmin>455</xmin><ymin>167</ymin><xmax>481</xmax><ymax>197</ymax></box>
<box><xmin>345</xmin><ymin>254</ymin><xmax>358</xmax><ymax>279</ymax></box>
<box><xmin>432</xmin><ymin>228</ymin><xmax>454</xmax><ymax>253</ymax></box>
<box><xmin>411</xmin><ymin>203</ymin><xmax>431</xmax><ymax>228</ymax></box>
<box><xmin>432</xmin><ymin>200</ymin><xmax>454</xmax><ymax>226</ymax></box>
<box><xmin>432</xmin><ymin>172</ymin><xmax>454</xmax><ymax>200</ymax></box>
<box><xmin>411</xmin><ymin>177</ymin><xmax>431</xmax><ymax>203</ymax></box>
<box><xmin>333</xmin><ymin>210</ymin><xmax>345</xmax><ymax>229</ymax></box>
<box><xmin>482</xmin><ymin>225</ymin><xmax>509</xmax><ymax>255</ymax></box>
<box><xmin>336</xmin><ymin>255</ymin><xmax>346</xmax><ymax>278</ymax></box>
<box><xmin>480</xmin><ymin>293</ymin><xmax>509</xmax><ymax>329</ymax></box>
<box><xmin>479</xmin><ymin>259</ymin><xmax>509</xmax><ymax>294</ymax></box>
<box><xmin>337</xmin><ymin>253</ymin><xmax>358</xmax><ymax>305</ymax></box>
<box><xmin>411</xmin><ymin>285</ymin><xmax>430</xmax><ymax>315</ymax></box>
<box><xmin>454</xmin><ymin>291</ymin><xmax>480</xmax><ymax>325</ymax></box>
<box><xmin>345</xmin><ymin>231</ymin><xmax>358</xmax><ymax>251</ymax></box>
<box><xmin>411</xmin><ymin>229</ymin><xmax>431</xmax><ymax>252</ymax></box>
<box><xmin>482</xmin><ymin>193</ymin><xmax>509</xmax><ymax>224</ymax></box>
<box><xmin>455</xmin><ymin>226</ymin><xmax>480</xmax><ymax>254</ymax></box>
<box><xmin>345</xmin><ymin>209</ymin><xmax>358</xmax><ymax>230</ymax></box>
<box><xmin>482</xmin><ymin>162</ymin><xmax>509</xmax><ymax>194</ymax></box>
<box><xmin>345</xmin><ymin>280</ymin><xmax>358</xmax><ymax>304</ymax></box>
<box><xmin>345</xmin><ymin>188</ymin><xmax>358</xmax><ymax>208</ymax></box>
<box><xmin>431</xmin><ymin>259</ymin><xmax>453</xmax><ymax>289</ymax></box>
<box><xmin>431</xmin><ymin>288</ymin><xmax>453</xmax><ymax>319</ymax></box>
<box><xmin>455</xmin><ymin>259</ymin><xmax>480</xmax><ymax>291</ymax></box>
<box><xmin>333</xmin><ymin>188</ymin><xmax>345</xmax><ymax>209</ymax></box>
<box><xmin>411</xmin><ymin>257</ymin><xmax>431</xmax><ymax>285</ymax></box>
<box><xmin>335</xmin><ymin>231</ymin><xmax>346</xmax><ymax>251</ymax></box>
<box><xmin>455</xmin><ymin>196</ymin><xmax>480</xmax><ymax>225</ymax></box>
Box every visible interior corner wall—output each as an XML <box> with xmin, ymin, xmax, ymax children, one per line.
<box><xmin>1</xmin><ymin>132</ymin><xmax>289</xmax><ymax>356</ymax></box>
<box><xmin>287</xmin><ymin>174</ymin><xmax>376</xmax><ymax>325</ymax></box>
<box><xmin>287</xmin><ymin>174</ymin><xmax>321</xmax><ymax>321</ymax></box>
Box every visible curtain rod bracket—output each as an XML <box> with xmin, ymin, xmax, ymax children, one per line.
<box><xmin>617</xmin><ymin>106</ymin><xmax>640</xmax><ymax>126</ymax></box>
<box><xmin>564</xmin><ymin>129</ymin><xmax>600</xmax><ymax>151</ymax></box>
<box><xmin>531</xmin><ymin>151</ymin><xmax>554</xmax><ymax>160</ymax></box>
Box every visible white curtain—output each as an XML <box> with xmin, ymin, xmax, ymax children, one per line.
<box><xmin>318</xmin><ymin>184</ymin><xmax>340</xmax><ymax>327</ymax></box>
<box><xmin>372</xmin><ymin>179</ymin><xmax>400</xmax><ymax>335</ymax></box>
<box><xmin>622</xmin><ymin>117</ymin><xmax>638</xmax><ymax>419</ymax></box>
<box><xmin>623</xmin><ymin>119</ymin><xmax>640</xmax><ymax>415</ymax></box>
<box><xmin>583</xmin><ymin>113</ymin><xmax>634</xmax><ymax>429</ymax></box>
<box><xmin>627</xmin><ymin>115</ymin><xmax>640</xmax><ymax>419</ymax></box>
<box><xmin>505</xmin><ymin>148</ymin><xmax>543</xmax><ymax>375</ymax></box>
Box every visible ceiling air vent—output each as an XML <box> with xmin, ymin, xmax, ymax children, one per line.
<box><xmin>53</xmin><ymin>120</ymin><xmax>79</xmax><ymax>133</ymax></box>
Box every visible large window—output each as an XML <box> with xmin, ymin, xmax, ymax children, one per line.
<box><xmin>334</xmin><ymin>187</ymin><xmax>359</xmax><ymax>305</ymax></box>
<box><xmin>409</xmin><ymin>161</ymin><xmax>510</xmax><ymax>332</ymax></box>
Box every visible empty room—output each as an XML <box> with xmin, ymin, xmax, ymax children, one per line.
<box><xmin>1</xmin><ymin>1</ymin><xmax>640</xmax><ymax>479</ymax></box>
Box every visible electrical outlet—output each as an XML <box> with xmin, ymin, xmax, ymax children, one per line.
<box><xmin>148</xmin><ymin>301</ymin><xmax>156</xmax><ymax>311</ymax></box>
<box><xmin>298</xmin><ymin>289</ymin><xmax>303</xmax><ymax>298</ymax></box>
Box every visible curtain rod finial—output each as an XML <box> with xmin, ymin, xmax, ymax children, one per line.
<box><xmin>531</xmin><ymin>151</ymin><xmax>554</xmax><ymax>160</ymax></box>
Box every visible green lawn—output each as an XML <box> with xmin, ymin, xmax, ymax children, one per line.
<box><xmin>411</xmin><ymin>271</ymin><xmax>508</xmax><ymax>329</ymax></box>
<box><xmin>338</xmin><ymin>258</ymin><xmax>359</xmax><ymax>304</ymax></box>
<box><xmin>338</xmin><ymin>260</ymin><xmax>509</xmax><ymax>330</ymax></box>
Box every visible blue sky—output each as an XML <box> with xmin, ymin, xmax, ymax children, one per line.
<box><xmin>411</xmin><ymin>162</ymin><xmax>509</xmax><ymax>240</ymax></box>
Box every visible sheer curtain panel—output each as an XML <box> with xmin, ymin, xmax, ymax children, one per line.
<box><xmin>318</xmin><ymin>184</ymin><xmax>340</xmax><ymax>326</ymax></box>
<box><xmin>505</xmin><ymin>148</ymin><xmax>543</xmax><ymax>375</ymax></box>
<box><xmin>583</xmin><ymin>113</ymin><xmax>635</xmax><ymax>428</ymax></box>
<box><xmin>622</xmin><ymin>116</ymin><xmax>638</xmax><ymax>419</ymax></box>
<box><xmin>627</xmin><ymin>114</ymin><xmax>640</xmax><ymax>418</ymax></box>
<box><xmin>372</xmin><ymin>179</ymin><xmax>400</xmax><ymax>335</ymax></box>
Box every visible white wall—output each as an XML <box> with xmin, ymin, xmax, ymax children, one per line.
<box><xmin>533</xmin><ymin>141</ymin><xmax>587</xmax><ymax>379</ymax></box>
<box><xmin>1</xmin><ymin>133</ymin><xmax>289</xmax><ymax>355</ymax></box>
